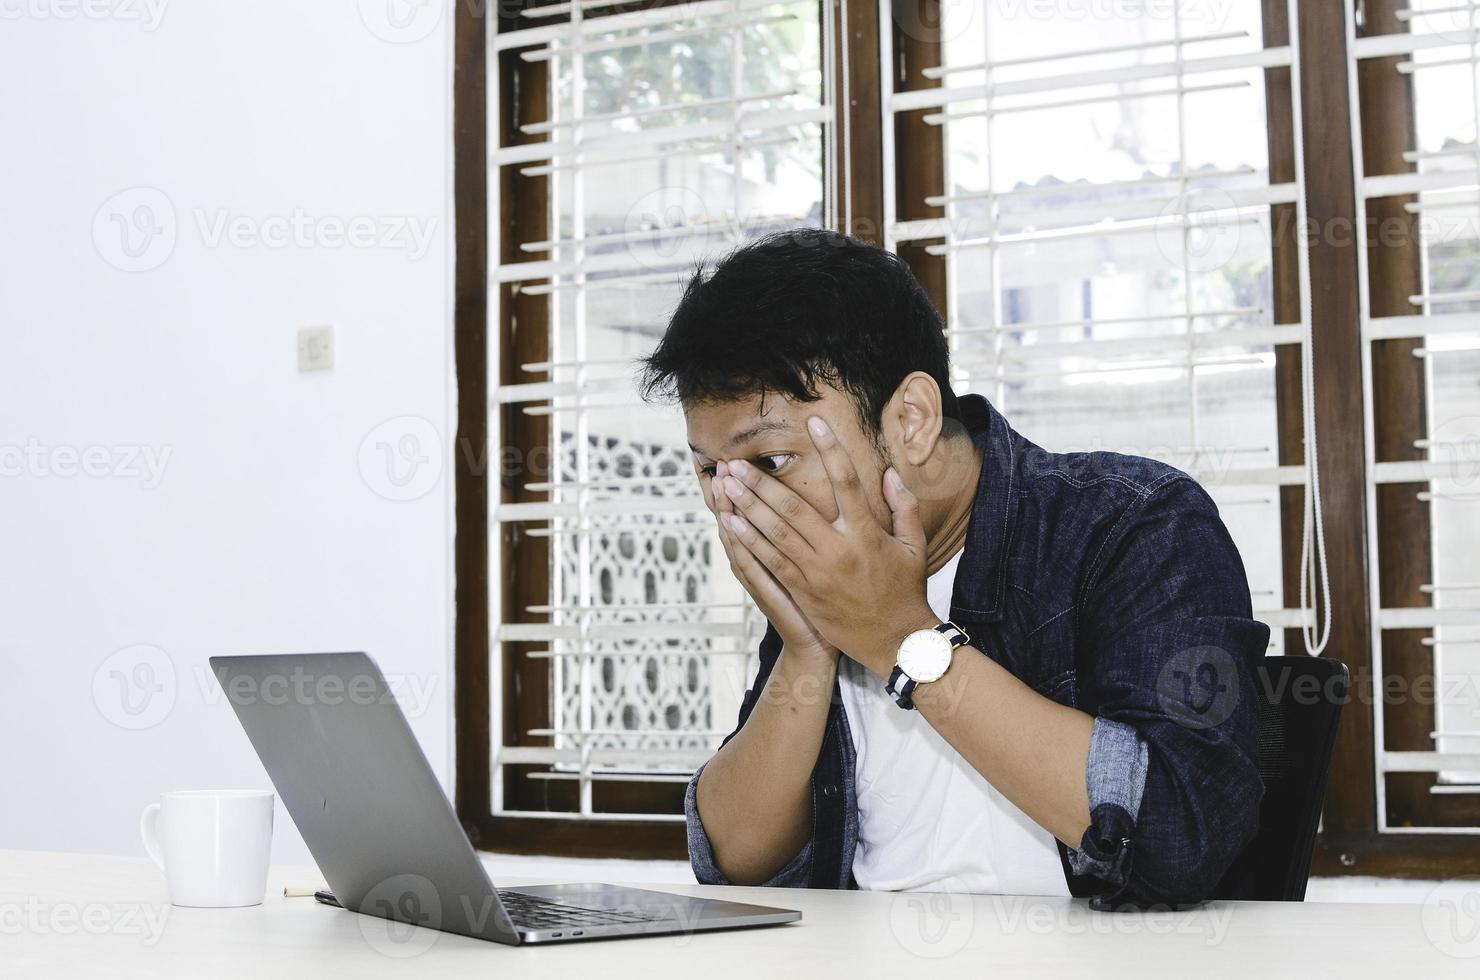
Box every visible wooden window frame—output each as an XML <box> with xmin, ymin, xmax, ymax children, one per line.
<box><xmin>454</xmin><ymin>0</ymin><xmax>1480</xmax><ymax>872</ymax></box>
<box><xmin>455</xmin><ymin>0</ymin><xmax>872</xmax><ymax>860</ymax></box>
<box><xmin>1307</xmin><ymin>0</ymin><xmax>1480</xmax><ymax>875</ymax></box>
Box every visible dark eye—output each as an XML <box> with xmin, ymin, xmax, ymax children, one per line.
<box><xmin>698</xmin><ymin>463</ymin><xmax>717</xmax><ymax>478</ymax></box>
<box><xmin>756</xmin><ymin>453</ymin><xmax>797</xmax><ymax>474</ymax></box>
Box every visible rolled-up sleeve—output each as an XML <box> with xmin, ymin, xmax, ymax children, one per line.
<box><xmin>1068</xmin><ymin>477</ymin><xmax>1269</xmax><ymax>908</ymax></box>
<box><xmin>1067</xmin><ymin>717</ymin><xmax>1149</xmax><ymax>885</ymax></box>
<box><xmin>684</xmin><ymin>762</ymin><xmax>814</xmax><ymax>886</ymax></box>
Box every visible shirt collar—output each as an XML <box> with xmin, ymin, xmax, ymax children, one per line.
<box><xmin>949</xmin><ymin>393</ymin><xmax>1016</xmax><ymax>623</ymax></box>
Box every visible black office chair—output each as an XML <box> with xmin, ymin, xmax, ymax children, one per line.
<box><xmin>1214</xmin><ymin>655</ymin><xmax>1349</xmax><ymax>901</ymax></box>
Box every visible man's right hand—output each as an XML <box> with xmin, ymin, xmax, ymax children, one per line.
<box><xmin>702</xmin><ymin>460</ymin><xmax>837</xmax><ymax>664</ymax></box>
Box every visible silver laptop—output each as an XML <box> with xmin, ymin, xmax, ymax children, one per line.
<box><xmin>211</xmin><ymin>651</ymin><xmax>800</xmax><ymax>945</ymax></box>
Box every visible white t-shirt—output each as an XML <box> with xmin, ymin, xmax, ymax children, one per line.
<box><xmin>837</xmin><ymin>548</ymin><xmax>1071</xmax><ymax>896</ymax></box>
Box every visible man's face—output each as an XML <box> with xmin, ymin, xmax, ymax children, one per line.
<box><xmin>685</xmin><ymin>386</ymin><xmax>894</xmax><ymax>531</ymax></box>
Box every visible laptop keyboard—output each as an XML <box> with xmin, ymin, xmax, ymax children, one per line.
<box><xmin>497</xmin><ymin>890</ymin><xmax>668</xmax><ymax>932</ymax></box>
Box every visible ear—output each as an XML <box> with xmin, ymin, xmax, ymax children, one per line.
<box><xmin>886</xmin><ymin>372</ymin><xmax>945</xmax><ymax>467</ymax></box>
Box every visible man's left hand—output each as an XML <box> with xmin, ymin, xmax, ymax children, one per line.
<box><xmin>717</xmin><ymin>416</ymin><xmax>937</xmax><ymax>676</ymax></box>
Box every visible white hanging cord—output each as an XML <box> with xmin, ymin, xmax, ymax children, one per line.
<box><xmin>1287</xmin><ymin>0</ymin><xmax>1333</xmax><ymax>656</ymax></box>
<box><xmin>838</xmin><ymin>0</ymin><xmax>853</xmax><ymax>235</ymax></box>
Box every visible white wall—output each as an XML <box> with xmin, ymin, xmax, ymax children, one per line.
<box><xmin>0</xmin><ymin>1</ymin><xmax>457</xmax><ymax>865</ymax></box>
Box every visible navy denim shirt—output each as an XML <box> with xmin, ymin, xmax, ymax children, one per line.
<box><xmin>685</xmin><ymin>393</ymin><xmax>1269</xmax><ymax>907</ymax></box>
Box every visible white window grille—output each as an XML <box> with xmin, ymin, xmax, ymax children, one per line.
<box><xmin>1348</xmin><ymin>0</ymin><xmax>1480</xmax><ymax>823</ymax></box>
<box><xmin>489</xmin><ymin>0</ymin><xmax>834</xmax><ymax>819</ymax></box>
<box><xmin>879</xmin><ymin>0</ymin><xmax>1319</xmax><ymax>651</ymax></box>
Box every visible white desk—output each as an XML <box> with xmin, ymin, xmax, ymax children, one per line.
<box><xmin>2</xmin><ymin>850</ymin><xmax>1473</xmax><ymax>978</ymax></box>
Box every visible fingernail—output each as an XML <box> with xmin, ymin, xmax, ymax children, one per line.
<box><xmin>807</xmin><ymin>416</ymin><xmax>829</xmax><ymax>438</ymax></box>
<box><xmin>889</xmin><ymin>467</ymin><xmax>905</xmax><ymax>491</ymax></box>
<box><xmin>724</xmin><ymin>476</ymin><xmax>744</xmax><ymax>498</ymax></box>
<box><xmin>715</xmin><ymin>460</ymin><xmax>728</xmax><ymax>477</ymax></box>
<box><xmin>728</xmin><ymin>514</ymin><xmax>748</xmax><ymax>535</ymax></box>
<box><xmin>720</xmin><ymin>512</ymin><xmax>737</xmax><ymax>532</ymax></box>
<box><xmin>727</xmin><ymin>458</ymin><xmax>749</xmax><ymax>476</ymax></box>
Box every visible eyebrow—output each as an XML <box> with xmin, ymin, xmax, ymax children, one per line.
<box><xmin>688</xmin><ymin>418</ymin><xmax>793</xmax><ymax>458</ymax></box>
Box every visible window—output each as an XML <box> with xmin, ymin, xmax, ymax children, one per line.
<box><xmin>477</xmin><ymin>0</ymin><xmax>835</xmax><ymax>854</ymax></box>
<box><xmin>454</xmin><ymin>0</ymin><xmax>1480</xmax><ymax>871</ymax></box>
<box><xmin>882</xmin><ymin>0</ymin><xmax>1308</xmax><ymax>654</ymax></box>
<box><xmin>1350</xmin><ymin>0</ymin><xmax>1480</xmax><ymax>833</ymax></box>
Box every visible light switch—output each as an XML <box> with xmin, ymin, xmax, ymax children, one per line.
<box><xmin>298</xmin><ymin>326</ymin><xmax>334</xmax><ymax>372</ymax></box>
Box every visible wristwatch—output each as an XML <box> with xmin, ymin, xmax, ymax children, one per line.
<box><xmin>884</xmin><ymin>621</ymin><xmax>970</xmax><ymax>710</ymax></box>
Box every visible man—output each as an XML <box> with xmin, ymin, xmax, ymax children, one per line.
<box><xmin>640</xmin><ymin>229</ymin><xmax>1268</xmax><ymax>908</ymax></box>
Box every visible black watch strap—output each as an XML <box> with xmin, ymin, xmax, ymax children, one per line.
<box><xmin>885</xmin><ymin>666</ymin><xmax>917</xmax><ymax>710</ymax></box>
<box><xmin>884</xmin><ymin>622</ymin><xmax>970</xmax><ymax>710</ymax></box>
<box><xmin>934</xmin><ymin>621</ymin><xmax>969</xmax><ymax>647</ymax></box>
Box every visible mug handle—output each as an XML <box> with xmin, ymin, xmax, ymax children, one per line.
<box><xmin>140</xmin><ymin>803</ymin><xmax>165</xmax><ymax>870</ymax></box>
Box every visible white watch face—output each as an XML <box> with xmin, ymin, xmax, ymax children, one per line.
<box><xmin>897</xmin><ymin>629</ymin><xmax>953</xmax><ymax>683</ymax></box>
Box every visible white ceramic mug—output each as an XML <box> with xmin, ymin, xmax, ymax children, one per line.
<box><xmin>140</xmin><ymin>790</ymin><xmax>274</xmax><ymax>907</ymax></box>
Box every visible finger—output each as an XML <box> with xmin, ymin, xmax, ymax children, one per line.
<box><xmin>714</xmin><ymin>461</ymin><xmax>735</xmax><ymax>518</ymax></box>
<box><xmin>699</xmin><ymin>460</ymin><xmax>726</xmax><ymax>518</ymax></box>
<box><xmin>714</xmin><ymin>463</ymin><xmax>808</xmax><ymax>598</ymax></box>
<box><xmin>714</xmin><ymin>468</ymin><xmax>785</xmax><ymax>600</ymax></box>
<box><xmin>729</xmin><ymin>538</ymin><xmax>797</xmax><ymax>617</ymax></box>
<box><xmin>717</xmin><ymin>522</ymin><xmax>755</xmax><ymax>593</ymax></box>
<box><xmin>722</xmin><ymin>510</ymin><xmax>805</xmax><ymax>593</ymax></box>
<box><xmin>725</xmin><ymin>458</ymin><xmax>828</xmax><ymax>546</ymax></box>
<box><xmin>716</xmin><ymin>510</ymin><xmax>773</xmax><ymax>609</ymax></box>
<box><xmin>700</xmin><ymin>468</ymin><xmax>718</xmax><ymax>516</ymax></box>
<box><xmin>883</xmin><ymin>466</ymin><xmax>926</xmax><ymax>554</ymax></box>
<box><xmin>710</xmin><ymin>463</ymin><xmax>747</xmax><ymax>568</ymax></box>
<box><xmin>712</xmin><ymin>465</ymin><xmax>751</xmax><ymax>572</ymax></box>
<box><xmin>721</xmin><ymin>474</ymin><xmax>815</xmax><ymax>562</ymax></box>
<box><xmin>805</xmin><ymin>416</ymin><xmax>870</xmax><ymax>527</ymax></box>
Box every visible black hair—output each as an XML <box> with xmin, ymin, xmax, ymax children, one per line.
<box><xmin>639</xmin><ymin>229</ymin><xmax>960</xmax><ymax>438</ymax></box>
